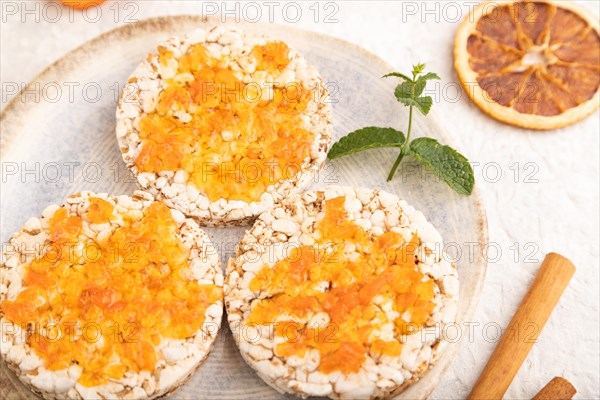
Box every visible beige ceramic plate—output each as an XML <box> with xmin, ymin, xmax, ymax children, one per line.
<box><xmin>0</xmin><ymin>16</ymin><xmax>488</xmax><ymax>400</ymax></box>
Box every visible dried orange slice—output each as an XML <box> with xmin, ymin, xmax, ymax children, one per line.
<box><xmin>455</xmin><ymin>0</ymin><xmax>600</xmax><ymax>130</ymax></box>
<box><xmin>59</xmin><ymin>0</ymin><xmax>106</xmax><ymax>10</ymax></box>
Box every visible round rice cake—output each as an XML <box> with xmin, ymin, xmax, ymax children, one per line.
<box><xmin>116</xmin><ymin>26</ymin><xmax>333</xmax><ymax>226</ymax></box>
<box><xmin>225</xmin><ymin>186</ymin><xmax>459</xmax><ymax>399</ymax></box>
<box><xmin>0</xmin><ymin>191</ymin><xmax>224</xmax><ymax>400</ymax></box>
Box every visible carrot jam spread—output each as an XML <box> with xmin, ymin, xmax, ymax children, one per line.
<box><xmin>1</xmin><ymin>199</ymin><xmax>222</xmax><ymax>386</ymax></box>
<box><xmin>247</xmin><ymin>196</ymin><xmax>436</xmax><ymax>374</ymax></box>
<box><xmin>134</xmin><ymin>41</ymin><xmax>315</xmax><ymax>203</ymax></box>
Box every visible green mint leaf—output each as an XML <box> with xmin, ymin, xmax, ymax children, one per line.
<box><xmin>413</xmin><ymin>63</ymin><xmax>426</xmax><ymax>76</ymax></box>
<box><xmin>328</xmin><ymin>127</ymin><xmax>405</xmax><ymax>160</ymax></box>
<box><xmin>413</xmin><ymin>96</ymin><xmax>433</xmax><ymax>115</ymax></box>
<box><xmin>383</xmin><ymin>72</ymin><xmax>413</xmax><ymax>82</ymax></box>
<box><xmin>418</xmin><ymin>72</ymin><xmax>441</xmax><ymax>81</ymax></box>
<box><xmin>408</xmin><ymin>137</ymin><xmax>474</xmax><ymax>195</ymax></box>
<box><xmin>395</xmin><ymin>87</ymin><xmax>433</xmax><ymax>115</ymax></box>
<box><xmin>395</xmin><ymin>82</ymin><xmax>413</xmax><ymax>102</ymax></box>
<box><xmin>413</xmin><ymin>79</ymin><xmax>427</xmax><ymax>97</ymax></box>
<box><xmin>394</xmin><ymin>81</ymin><xmax>426</xmax><ymax>104</ymax></box>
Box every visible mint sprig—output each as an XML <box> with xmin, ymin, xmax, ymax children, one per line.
<box><xmin>328</xmin><ymin>64</ymin><xmax>474</xmax><ymax>195</ymax></box>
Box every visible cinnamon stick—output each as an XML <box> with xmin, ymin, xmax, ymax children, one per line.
<box><xmin>468</xmin><ymin>253</ymin><xmax>576</xmax><ymax>399</ymax></box>
<box><xmin>532</xmin><ymin>377</ymin><xmax>576</xmax><ymax>400</ymax></box>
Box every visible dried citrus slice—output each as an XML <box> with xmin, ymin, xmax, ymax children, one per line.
<box><xmin>455</xmin><ymin>0</ymin><xmax>600</xmax><ymax>129</ymax></box>
<box><xmin>59</xmin><ymin>0</ymin><xmax>106</xmax><ymax>10</ymax></box>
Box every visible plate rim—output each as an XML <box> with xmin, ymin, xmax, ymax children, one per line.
<box><xmin>0</xmin><ymin>15</ymin><xmax>488</xmax><ymax>399</ymax></box>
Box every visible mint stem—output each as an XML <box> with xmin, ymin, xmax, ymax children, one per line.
<box><xmin>387</xmin><ymin>152</ymin><xmax>405</xmax><ymax>181</ymax></box>
<box><xmin>387</xmin><ymin>104</ymin><xmax>413</xmax><ymax>181</ymax></box>
<box><xmin>405</xmin><ymin>103</ymin><xmax>414</xmax><ymax>147</ymax></box>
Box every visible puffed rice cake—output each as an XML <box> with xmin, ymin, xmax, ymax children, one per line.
<box><xmin>116</xmin><ymin>26</ymin><xmax>333</xmax><ymax>226</ymax></box>
<box><xmin>225</xmin><ymin>186</ymin><xmax>459</xmax><ymax>399</ymax></box>
<box><xmin>0</xmin><ymin>191</ymin><xmax>223</xmax><ymax>400</ymax></box>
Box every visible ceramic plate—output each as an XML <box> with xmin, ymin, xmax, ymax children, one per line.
<box><xmin>0</xmin><ymin>16</ymin><xmax>488</xmax><ymax>400</ymax></box>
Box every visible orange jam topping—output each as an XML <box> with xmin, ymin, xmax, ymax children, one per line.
<box><xmin>1</xmin><ymin>199</ymin><xmax>222</xmax><ymax>387</ymax></box>
<box><xmin>248</xmin><ymin>196</ymin><xmax>436</xmax><ymax>374</ymax></box>
<box><xmin>135</xmin><ymin>41</ymin><xmax>316</xmax><ymax>203</ymax></box>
